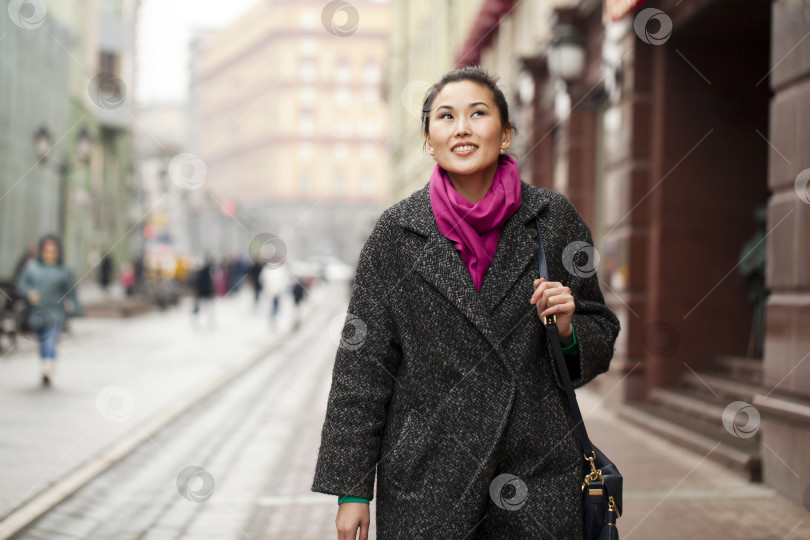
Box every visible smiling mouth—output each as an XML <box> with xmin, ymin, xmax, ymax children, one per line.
<box><xmin>452</xmin><ymin>145</ymin><xmax>478</xmax><ymax>153</ymax></box>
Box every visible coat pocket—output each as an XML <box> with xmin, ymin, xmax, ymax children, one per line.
<box><xmin>385</xmin><ymin>408</ymin><xmax>430</xmax><ymax>492</ymax></box>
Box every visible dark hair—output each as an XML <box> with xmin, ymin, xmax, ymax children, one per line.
<box><xmin>421</xmin><ymin>65</ymin><xmax>517</xmax><ymax>153</ymax></box>
<box><xmin>37</xmin><ymin>234</ymin><xmax>63</xmax><ymax>265</ymax></box>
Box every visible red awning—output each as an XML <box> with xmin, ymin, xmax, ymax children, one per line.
<box><xmin>604</xmin><ymin>0</ymin><xmax>646</xmax><ymax>23</ymax></box>
<box><xmin>455</xmin><ymin>0</ymin><xmax>515</xmax><ymax>67</ymax></box>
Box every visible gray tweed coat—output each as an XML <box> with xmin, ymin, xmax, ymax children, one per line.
<box><xmin>311</xmin><ymin>180</ymin><xmax>620</xmax><ymax>539</ymax></box>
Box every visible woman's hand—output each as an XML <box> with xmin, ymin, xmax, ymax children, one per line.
<box><xmin>27</xmin><ymin>289</ymin><xmax>40</xmax><ymax>305</ymax></box>
<box><xmin>531</xmin><ymin>278</ymin><xmax>575</xmax><ymax>345</ymax></box>
<box><xmin>336</xmin><ymin>502</ymin><xmax>370</xmax><ymax>540</ymax></box>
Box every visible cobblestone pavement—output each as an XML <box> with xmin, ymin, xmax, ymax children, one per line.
<box><xmin>0</xmin><ymin>281</ymin><xmax>333</xmax><ymax>538</ymax></box>
<box><xmin>10</xmin><ymin>286</ymin><xmax>342</xmax><ymax>540</ymax></box>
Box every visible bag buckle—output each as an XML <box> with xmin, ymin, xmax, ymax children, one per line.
<box><xmin>582</xmin><ymin>451</ymin><xmax>603</xmax><ymax>490</ymax></box>
<box><xmin>542</xmin><ymin>313</ymin><xmax>557</xmax><ymax>327</ymax></box>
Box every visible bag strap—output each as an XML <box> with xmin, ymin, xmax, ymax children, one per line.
<box><xmin>533</xmin><ymin>220</ymin><xmax>595</xmax><ymax>459</ymax></box>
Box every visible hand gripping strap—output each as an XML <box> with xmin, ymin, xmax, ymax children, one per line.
<box><xmin>533</xmin><ymin>220</ymin><xmax>593</xmax><ymax>458</ymax></box>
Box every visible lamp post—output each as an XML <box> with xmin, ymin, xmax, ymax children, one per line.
<box><xmin>547</xmin><ymin>24</ymin><xmax>587</xmax><ymax>121</ymax></box>
<box><xmin>77</xmin><ymin>128</ymin><xmax>92</xmax><ymax>163</ymax></box>
<box><xmin>34</xmin><ymin>125</ymin><xmax>53</xmax><ymax>163</ymax></box>
<box><xmin>33</xmin><ymin>125</ymin><xmax>94</xmax><ymax>234</ymax></box>
<box><xmin>547</xmin><ymin>24</ymin><xmax>587</xmax><ymax>89</ymax></box>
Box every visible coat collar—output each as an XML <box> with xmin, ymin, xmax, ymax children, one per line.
<box><xmin>395</xmin><ymin>181</ymin><xmax>551</xmax><ymax>364</ymax></box>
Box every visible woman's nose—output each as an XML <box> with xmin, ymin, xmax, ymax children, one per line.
<box><xmin>455</xmin><ymin>118</ymin><xmax>471</xmax><ymax>136</ymax></box>
<box><xmin>456</xmin><ymin>114</ymin><xmax>470</xmax><ymax>136</ymax></box>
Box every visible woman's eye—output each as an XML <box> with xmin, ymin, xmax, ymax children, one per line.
<box><xmin>472</xmin><ymin>110</ymin><xmax>485</xmax><ymax>117</ymax></box>
<box><xmin>440</xmin><ymin>113</ymin><xmax>453</xmax><ymax>119</ymax></box>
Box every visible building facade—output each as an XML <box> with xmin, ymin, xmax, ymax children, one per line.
<box><xmin>387</xmin><ymin>0</ymin><xmax>483</xmax><ymax>200</ymax></box>
<box><xmin>388</xmin><ymin>0</ymin><xmax>809</xmax><ymax>507</ymax></box>
<box><xmin>190</xmin><ymin>0</ymin><xmax>391</xmax><ymax>266</ymax></box>
<box><xmin>0</xmin><ymin>0</ymin><xmax>136</xmax><ymax>281</ymax></box>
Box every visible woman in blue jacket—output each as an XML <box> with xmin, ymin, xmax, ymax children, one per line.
<box><xmin>16</xmin><ymin>235</ymin><xmax>83</xmax><ymax>386</ymax></box>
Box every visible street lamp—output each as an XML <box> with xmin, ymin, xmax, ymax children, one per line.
<box><xmin>547</xmin><ymin>24</ymin><xmax>587</xmax><ymax>88</ymax></box>
<box><xmin>34</xmin><ymin>125</ymin><xmax>53</xmax><ymax>162</ymax></box>
<box><xmin>547</xmin><ymin>24</ymin><xmax>587</xmax><ymax>121</ymax></box>
<box><xmin>77</xmin><ymin>128</ymin><xmax>92</xmax><ymax>163</ymax></box>
<box><xmin>33</xmin><ymin>125</ymin><xmax>94</xmax><ymax>233</ymax></box>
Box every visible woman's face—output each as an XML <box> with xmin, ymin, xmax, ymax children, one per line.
<box><xmin>425</xmin><ymin>80</ymin><xmax>511</xmax><ymax>181</ymax></box>
<box><xmin>41</xmin><ymin>239</ymin><xmax>58</xmax><ymax>265</ymax></box>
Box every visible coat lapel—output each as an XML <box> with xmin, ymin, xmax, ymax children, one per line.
<box><xmin>478</xmin><ymin>183</ymin><xmax>550</xmax><ymax>314</ymax></box>
<box><xmin>397</xmin><ymin>181</ymin><xmax>551</xmax><ymax>360</ymax></box>
<box><xmin>399</xmin><ymin>183</ymin><xmax>499</xmax><ymax>353</ymax></box>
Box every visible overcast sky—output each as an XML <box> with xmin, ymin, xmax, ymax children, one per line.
<box><xmin>136</xmin><ymin>0</ymin><xmax>261</xmax><ymax>104</ymax></box>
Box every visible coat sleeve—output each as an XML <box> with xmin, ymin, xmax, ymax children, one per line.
<box><xmin>549</xmin><ymin>194</ymin><xmax>621</xmax><ymax>389</ymax></box>
<box><xmin>311</xmin><ymin>213</ymin><xmax>402</xmax><ymax>501</ymax></box>
<box><xmin>15</xmin><ymin>266</ymin><xmax>35</xmax><ymax>298</ymax></box>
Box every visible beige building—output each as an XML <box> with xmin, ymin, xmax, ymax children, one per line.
<box><xmin>387</xmin><ymin>0</ymin><xmax>481</xmax><ymax>200</ymax></box>
<box><xmin>191</xmin><ymin>0</ymin><xmax>391</xmax><ymax>264</ymax></box>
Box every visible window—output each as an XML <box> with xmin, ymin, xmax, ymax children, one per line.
<box><xmin>299</xmin><ymin>38</ymin><xmax>318</xmax><ymax>58</ymax></box>
<box><xmin>334</xmin><ymin>88</ymin><xmax>351</xmax><ymax>109</ymax></box>
<box><xmin>334</xmin><ymin>61</ymin><xmax>351</xmax><ymax>84</ymax></box>
<box><xmin>298</xmin><ymin>143</ymin><xmax>314</xmax><ymax>163</ymax></box>
<box><xmin>300</xmin><ymin>88</ymin><xmax>316</xmax><ymax>109</ymax></box>
<box><xmin>333</xmin><ymin>144</ymin><xmax>349</xmax><ymax>162</ymax></box>
<box><xmin>299</xmin><ymin>60</ymin><xmax>317</xmax><ymax>82</ymax></box>
<box><xmin>299</xmin><ymin>114</ymin><xmax>315</xmax><ymax>136</ymax></box>
<box><xmin>363</xmin><ymin>61</ymin><xmax>380</xmax><ymax>85</ymax></box>
<box><xmin>299</xmin><ymin>8</ymin><xmax>317</xmax><ymax>29</ymax></box>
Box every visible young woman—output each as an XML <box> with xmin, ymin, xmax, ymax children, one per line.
<box><xmin>312</xmin><ymin>66</ymin><xmax>620</xmax><ymax>539</ymax></box>
<box><xmin>16</xmin><ymin>235</ymin><xmax>83</xmax><ymax>386</ymax></box>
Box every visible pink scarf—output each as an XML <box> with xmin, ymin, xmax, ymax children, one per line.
<box><xmin>429</xmin><ymin>154</ymin><xmax>522</xmax><ymax>290</ymax></box>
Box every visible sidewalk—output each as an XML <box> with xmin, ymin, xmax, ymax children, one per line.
<box><xmin>0</xmin><ymin>282</ymin><xmax>327</xmax><ymax>537</ymax></box>
<box><xmin>579</xmin><ymin>389</ymin><xmax>810</xmax><ymax>539</ymax></box>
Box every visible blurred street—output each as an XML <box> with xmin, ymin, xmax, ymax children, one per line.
<box><xmin>0</xmin><ymin>278</ymin><xmax>806</xmax><ymax>539</ymax></box>
<box><xmin>0</xmin><ymin>279</ymin><xmax>336</xmax><ymax>538</ymax></box>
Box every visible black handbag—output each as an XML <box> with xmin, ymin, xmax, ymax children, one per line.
<box><xmin>533</xmin><ymin>221</ymin><xmax>622</xmax><ymax>540</ymax></box>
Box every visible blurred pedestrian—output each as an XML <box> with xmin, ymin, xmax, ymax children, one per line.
<box><xmin>193</xmin><ymin>257</ymin><xmax>215</xmax><ymax>329</ymax></box>
<box><xmin>15</xmin><ymin>234</ymin><xmax>83</xmax><ymax>387</ymax></box>
<box><xmin>248</xmin><ymin>259</ymin><xmax>264</xmax><ymax>307</ymax></box>
<box><xmin>291</xmin><ymin>280</ymin><xmax>305</xmax><ymax>329</ymax></box>
<box><xmin>99</xmin><ymin>253</ymin><xmax>113</xmax><ymax>294</ymax></box>
<box><xmin>120</xmin><ymin>263</ymin><xmax>135</xmax><ymax>296</ymax></box>
<box><xmin>260</xmin><ymin>264</ymin><xmax>290</xmax><ymax>331</ymax></box>
<box><xmin>133</xmin><ymin>253</ymin><xmax>145</xmax><ymax>294</ymax></box>
<box><xmin>214</xmin><ymin>262</ymin><xmax>228</xmax><ymax>297</ymax></box>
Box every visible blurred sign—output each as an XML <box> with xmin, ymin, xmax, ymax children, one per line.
<box><xmin>604</xmin><ymin>0</ymin><xmax>644</xmax><ymax>22</ymax></box>
<box><xmin>151</xmin><ymin>212</ymin><xmax>168</xmax><ymax>227</ymax></box>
